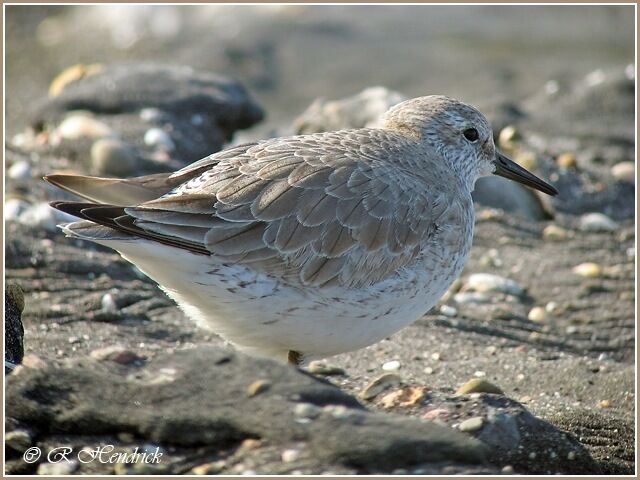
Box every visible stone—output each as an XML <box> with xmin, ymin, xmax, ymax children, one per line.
<box><xmin>556</xmin><ymin>152</ymin><xmax>577</xmax><ymax>169</ymax></box>
<box><xmin>5</xmin><ymin>429</ymin><xmax>33</xmax><ymax>452</ymax></box>
<box><xmin>611</xmin><ymin>161</ymin><xmax>634</xmax><ymax>183</ymax></box>
<box><xmin>293</xmin><ymin>86</ymin><xmax>406</xmax><ymax>134</ymax></box>
<box><xmin>247</xmin><ymin>379</ymin><xmax>271</xmax><ymax>397</ymax></box>
<box><xmin>579</xmin><ymin>213</ymin><xmax>618</xmax><ymax>232</ymax></box>
<box><xmin>456</xmin><ymin>379</ymin><xmax>504</xmax><ymax>396</ymax></box>
<box><xmin>91</xmin><ymin>138</ymin><xmax>137</xmax><ymax>176</ymax></box>
<box><xmin>543</xmin><ymin>225</ymin><xmax>570</xmax><ymax>241</ymax></box>
<box><xmin>382</xmin><ymin>360</ymin><xmax>401</xmax><ymax>371</ymax></box>
<box><xmin>360</xmin><ymin>373</ymin><xmax>403</xmax><ymax>400</ymax></box>
<box><xmin>307</xmin><ymin>361</ymin><xmax>345</xmax><ymax>376</ymax></box>
<box><xmin>572</xmin><ymin>262</ymin><xmax>602</xmax><ymax>278</ymax></box>
<box><xmin>8</xmin><ymin>160</ymin><xmax>32</xmax><ymax>180</ymax></box>
<box><xmin>527</xmin><ymin>307</ymin><xmax>547</xmax><ymax>323</ymax></box>
<box><xmin>57</xmin><ymin>114</ymin><xmax>113</xmax><ymax>140</ymax></box>
<box><xmin>464</xmin><ymin>273</ymin><xmax>525</xmax><ymax>297</ymax></box>
<box><xmin>458</xmin><ymin>416</ymin><xmax>484</xmax><ymax>433</ymax></box>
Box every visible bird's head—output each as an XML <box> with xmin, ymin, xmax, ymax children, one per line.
<box><xmin>382</xmin><ymin>95</ymin><xmax>558</xmax><ymax>196</ymax></box>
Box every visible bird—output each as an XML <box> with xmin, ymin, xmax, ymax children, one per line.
<box><xmin>45</xmin><ymin>95</ymin><xmax>557</xmax><ymax>366</ymax></box>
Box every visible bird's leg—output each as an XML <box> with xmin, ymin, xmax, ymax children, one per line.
<box><xmin>287</xmin><ymin>350</ymin><xmax>302</xmax><ymax>366</ymax></box>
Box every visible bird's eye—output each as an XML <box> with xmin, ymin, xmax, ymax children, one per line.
<box><xmin>463</xmin><ymin>128</ymin><xmax>479</xmax><ymax>142</ymax></box>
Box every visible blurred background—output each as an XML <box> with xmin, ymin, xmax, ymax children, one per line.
<box><xmin>6</xmin><ymin>4</ymin><xmax>635</xmax><ymax>139</ymax></box>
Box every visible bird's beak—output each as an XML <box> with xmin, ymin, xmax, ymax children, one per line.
<box><xmin>493</xmin><ymin>151</ymin><xmax>558</xmax><ymax>196</ymax></box>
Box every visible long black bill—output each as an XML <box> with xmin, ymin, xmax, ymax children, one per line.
<box><xmin>493</xmin><ymin>152</ymin><xmax>558</xmax><ymax>196</ymax></box>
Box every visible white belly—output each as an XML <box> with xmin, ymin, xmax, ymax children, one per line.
<box><xmin>111</xmin><ymin>235</ymin><xmax>470</xmax><ymax>362</ymax></box>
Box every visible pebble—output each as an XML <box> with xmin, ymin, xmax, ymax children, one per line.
<box><xmin>101</xmin><ymin>293</ymin><xmax>118</xmax><ymax>313</ymax></box>
<box><xmin>382</xmin><ymin>360</ymin><xmax>401</xmax><ymax>371</ymax></box>
<box><xmin>542</xmin><ymin>224</ymin><xmax>570</xmax><ymax>241</ymax></box>
<box><xmin>545</xmin><ymin>301</ymin><xmax>558</xmax><ymax>313</ymax></box>
<box><xmin>422</xmin><ymin>408</ymin><xmax>450</xmax><ymax>421</ymax></box>
<box><xmin>464</xmin><ymin>273</ymin><xmax>525</xmax><ymax>297</ymax></box>
<box><xmin>556</xmin><ymin>152</ymin><xmax>577</xmax><ymax>169</ymax></box>
<box><xmin>48</xmin><ymin>63</ymin><xmax>103</xmax><ymax>97</ymax></box>
<box><xmin>515</xmin><ymin>151</ymin><xmax>537</xmax><ymax>171</ymax></box>
<box><xmin>18</xmin><ymin>202</ymin><xmax>74</xmax><ymax>231</ymax></box>
<box><xmin>598</xmin><ymin>399</ymin><xmax>611</xmax><ymax>409</ymax></box>
<box><xmin>501</xmin><ymin>465</ymin><xmax>515</xmax><ymax>474</ymax></box>
<box><xmin>240</xmin><ymin>438</ymin><xmax>262</xmax><ymax>450</ymax></box>
<box><xmin>246</xmin><ymin>379</ymin><xmax>271</xmax><ymax>397</ymax></box>
<box><xmin>458</xmin><ymin>416</ymin><xmax>484</xmax><ymax>433</ymax></box>
<box><xmin>91</xmin><ymin>138</ymin><xmax>137</xmax><ymax>177</ymax></box>
<box><xmin>438</xmin><ymin>304</ymin><xmax>458</xmax><ymax>317</ymax></box>
<box><xmin>567</xmin><ymin>451</ymin><xmax>576</xmax><ymax>460</ymax></box>
<box><xmin>58</xmin><ymin>114</ymin><xmax>113</xmax><ymax>140</ymax></box>
<box><xmin>90</xmin><ymin>345</ymin><xmax>142</xmax><ymax>365</ymax></box>
<box><xmin>527</xmin><ymin>306</ymin><xmax>547</xmax><ymax>323</ymax></box>
<box><xmin>144</xmin><ymin>128</ymin><xmax>175</xmax><ymax>151</ymax></box>
<box><xmin>38</xmin><ymin>461</ymin><xmax>78</xmax><ymax>475</ymax></box>
<box><xmin>4</xmin><ymin>199</ymin><xmax>31</xmax><ymax>221</ymax></box>
<box><xmin>611</xmin><ymin>161</ymin><xmax>635</xmax><ymax>183</ymax></box>
<box><xmin>360</xmin><ymin>373</ymin><xmax>402</xmax><ymax>400</ymax></box>
<box><xmin>307</xmin><ymin>361</ymin><xmax>345</xmax><ymax>376</ymax></box>
<box><xmin>498</xmin><ymin>125</ymin><xmax>518</xmax><ymax>150</ymax></box>
<box><xmin>281</xmin><ymin>448</ymin><xmax>301</xmax><ymax>463</ymax></box>
<box><xmin>379</xmin><ymin>386</ymin><xmax>427</xmax><ymax>408</ymax></box>
<box><xmin>453</xmin><ymin>291</ymin><xmax>492</xmax><ymax>304</ymax></box>
<box><xmin>293</xmin><ymin>402</ymin><xmax>321</xmax><ymax>419</ymax></box>
<box><xmin>572</xmin><ymin>262</ymin><xmax>602</xmax><ymax>278</ymax></box>
<box><xmin>140</xmin><ymin>108</ymin><xmax>163</xmax><ymax>122</ymax></box>
<box><xmin>579</xmin><ymin>213</ymin><xmax>618</xmax><ymax>232</ymax></box>
<box><xmin>190</xmin><ymin>461</ymin><xmax>225</xmax><ymax>475</ymax></box>
<box><xmin>5</xmin><ymin>430</ymin><xmax>33</xmax><ymax>452</ymax></box>
<box><xmin>8</xmin><ymin>160</ymin><xmax>32</xmax><ymax>180</ymax></box>
<box><xmin>456</xmin><ymin>378</ymin><xmax>504</xmax><ymax>395</ymax></box>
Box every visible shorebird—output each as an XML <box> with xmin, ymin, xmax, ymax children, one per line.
<box><xmin>46</xmin><ymin>95</ymin><xmax>557</xmax><ymax>365</ymax></box>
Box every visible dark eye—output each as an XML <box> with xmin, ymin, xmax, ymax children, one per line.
<box><xmin>463</xmin><ymin>128</ymin><xmax>479</xmax><ymax>142</ymax></box>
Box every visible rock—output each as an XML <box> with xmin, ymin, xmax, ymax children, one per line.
<box><xmin>382</xmin><ymin>360</ymin><xmax>401</xmax><ymax>371</ymax></box>
<box><xmin>18</xmin><ymin>202</ymin><xmax>76</xmax><ymax>232</ymax></box>
<box><xmin>579</xmin><ymin>213</ymin><xmax>618</xmax><ymax>232</ymax></box>
<box><xmin>48</xmin><ymin>63</ymin><xmax>104</xmax><ymax>97</ymax></box>
<box><xmin>101</xmin><ymin>293</ymin><xmax>118</xmax><ymax>313</ymax></box>
<box><xmin>8</xmin><ymin>160</ymin><xmax>32</xmax><ymax>180</ymax></box>
<box><xmin>5</xmin><ymin>284</ymin><xmax>25</xmax><ymax>371</ymax></box>
<box><xmin>473</xmin><ymin>176</ymin><xmax>552</xmax><ymax>220</ymax></box>
<box><xmin>497</xmin><ymin>125</ymin><xmax>518</xmax><ymax>150</ymax></box>
<box><xmin>527</xmin><ymin>307</ymin><xmax>547</xmax><ymax>323</ymax></box>
<box><xmin>293</xmin><ymin>402</ymin><xmax>322</xmax><ymax>420</ymax></box>
<box><xmin>463</xmin><ymin>273</ymin><xmax>525</xmax><ymax>298</ymax></box>
<box><xmin>359</xmin><ymin>373</ymin><xmax>402</xmax><ymax>400</ymax></box>
<box><xmin>611</xmin><ymin>161</ymin><xmax>634</xmax><ymax>183</ymax></box>
<box><xmin>459</xmin><ymin>416</ymin><xmax>484</xmax><ymax>433</ymax></box>
<box><xmin>6</xmin><ymin>346</ymin><xmax>489</xmax><ymax>473</ymax></box>
<box><xmin>439</xmin><ymin>304</ymin><xmax>458</xmax><ymax>317</ymax></box>
<box><xmin>543</xmin><ymin>224</ymin><xmax>570</xmax><ymax>241</ymax></box>
<box><xmin>514</xmin><ymin>150</ymin><xmax>537</xmax><ymax>171</ymax></box>
<box><xmin>38</xmin><ymin>461</ymin><xmax>78</xmax><ymax>475</ymax></box>
<box><xmin>5</xmin><ymin>429</ymin><xmax>33</xmax><ymax>452</ymax></box>
<box><xmin>91</xmin><ymin>138</ymin><xmax>137</xmax><ymax>176</ymax></box>
<box><xmin>144</xmin><ymin>128</ymin><xmax>175</xmax><ymax>151</ymax></box>
<box><xmin>4</xmin><ymin>199</ymin><xmax>31</xmax><ymax>222</ymax></box>
<box><xmin>572</xmin><ymin>262</ymin><xmax>602</xmax><ymax>278</ymax></box>
<box><xmin>190</xmin><ymin>461</ymin><xmax>225</xmax><ymax>475</ymax></box>
<box><xmin>379</xmin><ymin>386</ymin><xmax>427</xmax><ymax>408</ymax></box>
<box><xmin>57</xmin><ymin>113</ymin><xmax>113</xmax><ymax>140</ymax></box>
<box><xmin>32</xmin><ymin>64</ymin><xmax>264</xmax><ymax>173</ymax></box>
<box><xmin>307</xmin><ymin>361</ymin><xmax>345</xmax><ymax>376</ymax></box>
<box><xmin>456</xmin><ymin>379</ymin><xmax>504</xmax><ymax>396</ymax></box>
<box><xmin>556</xmin><ymin>152</ymin><xmax>577</xmax><ymax>169</ymax></box>
<box><xmin>247</xmin><ymin>379</ymin><xmax>271</xmax><ymax>397</ymax></box>
<box><xmin>281</xmin><ymin>448</ymin><xmax>301</xmax><ymax>463</ymax></box>
<box><xmin>293</xmin><ymin>86</ymin><xmax>406</xmax><ymax>134</ymax></box>
<box><xmin>453</xmin><ymin>292</ymin><xmax>492</xmax><ymax>305</ymax></box>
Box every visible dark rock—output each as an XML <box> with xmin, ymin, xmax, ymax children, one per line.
<box><xmin>29</xmin><ymin>63</ymin><xmax>265</xmax><ymax>174</ymax></box>
<box><xmin>6</xmin><ymin>346</ymin><xmax>489</xmax><ymax>474</ymax></box>
<box><xmin>5</xmin><ymin>284</ymin><xmax>25</xmax><ymax>372</ymax></box>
